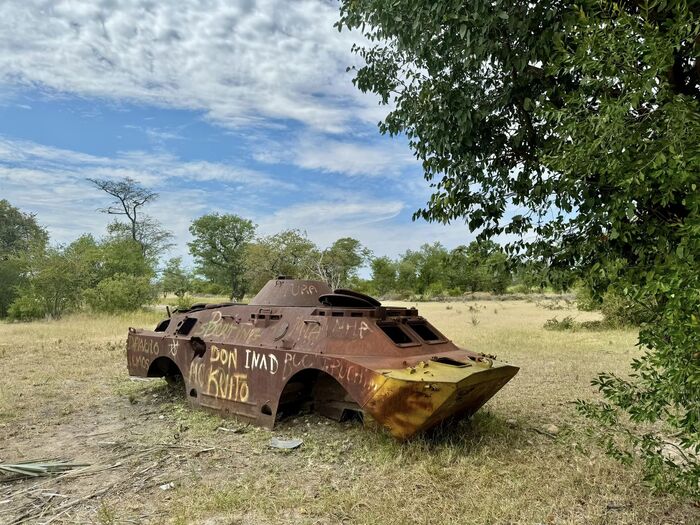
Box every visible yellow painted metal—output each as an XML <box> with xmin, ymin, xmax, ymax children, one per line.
<box><xmin>364</xmin><ymin>359</ymin><xmax>518</xmax><ymax>439</ymax></box>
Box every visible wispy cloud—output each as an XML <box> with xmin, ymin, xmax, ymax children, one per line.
<box><xmin>0</xmin><ymin>1</ymin><xmax>494</xmax><ymax>269</ymax></box>
<box><xmin>0</xmin><ymin>0</ymin><xmax>377</xmax><ymax>133</ymax></box>
<box><xmin>0</xmin><ymin>136</ymin><xmax>285</xmax><ymax>188</ymax></box>
<box><xmin>253</xmin><ymin>134</ymin><xmax>418</xmax><ymax>177</ymax></box>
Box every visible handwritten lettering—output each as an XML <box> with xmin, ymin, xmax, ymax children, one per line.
<box><xmin>210</xmin><ymin>345</ymin><xmax>238</xmax><ymax>370</ymax></box>
<box><xmin>244</xmin><ymin>349</ymin><xmax>279</xmax><ymax>374</ymax></box>
<box><xmin>128</xmin><ymin>337</ymin><xmax>159</xmax><ymax>356</ymax></box>
<box><xmin>207</xmin><ymin>369</ymin><xmax>249</xmax><ymax>402</ymax></box>
<box><xmin>328</xmin><ymin>319</ymin><xmax>372</xmax><ymax>340</ymax></box>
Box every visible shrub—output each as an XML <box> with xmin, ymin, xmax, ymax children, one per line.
<box><xmin>544</xmin><ymin>316</ymin><xmax>576</xmax><ymax>331</ymax></box>
<box><xmin>425</xmin><ymin>283</ymin><xmax>445</xmax><ymax>299</ymax></box>
<box><xmin>574</xmin><ymin>285</ymin><xmax>598</xmax><ymax>312</ymax></box>
<box><xmin>508</xmin><ymin>283</ymin><xmax>532</xmax><ymax>295</ymax></box>
<box><xmin>175</xmin><ymin>295</ymin><xmax>195</xmax><ymax>311</ymax></box>
<box><xmin>600</xmin><ymin>289</ymin><xmax>655</xmax><ymax>328</ymax></box>
<box><xmin>7</xmin><ymin>293</ymin><xmax>45</xmax><ymax>321</ymax></box>
<box><xmin>85</xmin><ymin>274</ymin><xmax>155</xmax><ymax>313</ymax></box>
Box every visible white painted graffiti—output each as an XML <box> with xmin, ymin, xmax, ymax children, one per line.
<box><xmin>281</xmin><ymin>352</ymin><xmax>374</xmax><ymax>389</ymax></box>
<box><xmin>168</xmin><ymin>339</ymin><xmax>179</xmax><ymax>358</ymax></box>
<box><xmin>244</xmin><ymin>349</ymin><xmax>279</xmax><ymax>374</ymax></box>
<box><xmin>128</xmin><ymin>337</ymin><xmax>159</xmax><ymax>356</ymax></box>
<box><xmin>328</xmin><ymin>318</ymin><xmax>372</xmax><ymax>340</ymax></box>
<box><xmin>196</xmin><ymin>311</ymin><xmax>261</xmax><ymax>343</ymax></box>
<box><xmin>129</xmin><ymin>353</ymin><xmax>149</xmax><ymax>369</ymax></box>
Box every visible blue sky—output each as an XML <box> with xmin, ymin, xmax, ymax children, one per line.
<box><xmin>0</xmin><ymin>0</ymin><xmax>478</xmax><ymax>269</ymax></box>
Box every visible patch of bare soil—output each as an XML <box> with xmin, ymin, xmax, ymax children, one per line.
<box><xmin>0</xmin><ymin>382</ymin><xmax>357</xmax><ymax>525</ymax></box>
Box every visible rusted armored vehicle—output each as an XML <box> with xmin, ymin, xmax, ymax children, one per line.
<box><xmin>127</xmin><ymin>278</ymin><xmax>518</xmax><ymax>439</ymax></box>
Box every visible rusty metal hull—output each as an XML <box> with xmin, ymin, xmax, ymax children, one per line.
<box><xmin>126</xmin><ymin>279</ymin><xmax>518</xmax><ymax>439</ymax></box>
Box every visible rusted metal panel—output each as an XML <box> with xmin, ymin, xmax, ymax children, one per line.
<box><xmin>126</xmin><ymin>277</ymin><xmax>518</xmax><ymax>439</ymax></box>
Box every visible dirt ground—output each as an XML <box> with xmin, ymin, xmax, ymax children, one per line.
<box><xmin>0</xmin><ymin>301</ymin><xmax>697</xmax><ymax>524</ymax></box>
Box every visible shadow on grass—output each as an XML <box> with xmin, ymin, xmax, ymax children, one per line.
<box><xmin>116</xmin><ymin>377</ymin><xmax>539</xmax><ymax>461</ymax></box>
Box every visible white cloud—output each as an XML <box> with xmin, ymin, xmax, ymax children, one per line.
<box><xmin>0</xmin><ymin>0</ymin><xmax>378</xmax><ymax>133</ymax></box>
<box><xmin>0</xmin><ymin>135</ymin><xmax>288</xmax><ymax>255</ymax></box>
<box><xmin>294</xmin><ymin>137</ymin><xmax>417</xmax><ymax>177</ymax></box>
<box><xmin>253</xmin><ymin>133</ymin><xmax>419</xmax><ymax>178</ymax></box>
<box><xmin>0</xmin><ymin>136</ymin><xmax>284</xmax><ymax>188</ymax></box>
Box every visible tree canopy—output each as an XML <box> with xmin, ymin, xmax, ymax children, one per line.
<box><xmin>245</xmin><ymin>229</ymin><xmax>319</xmax><ymax>292</ymax></box>
<box><xmin>339</xmin><ymin>0</ymin><xmax>700</xmax><ymax>497</ymax></box>
<box><xmin>89</xmin><ymin>177</ymin><xmax>173</xmax><ymax>260</ymax></box>
<box><xmin>188</xmin><ymin>213</ymin><xmax>257</xmax><ymax>300</ymax></box>
<box><xmin>0</xmin><ymin>200</ymin><xmax>48</xmax><ymax>316</ymax></box>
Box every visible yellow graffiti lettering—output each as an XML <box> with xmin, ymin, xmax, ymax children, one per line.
<box><xmin>210</xmin><ymin>345</ymin><xmax>238</xmax><ymax>370</ymax></box>
<box><xmin>207</xmin><ymin>369</ymin><xmax>249</xmax><ymax>402</ymax></box>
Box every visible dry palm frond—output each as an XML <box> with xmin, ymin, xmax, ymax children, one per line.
<box><xmin>0</xmin><ymin>460</ymin><xmax>89</xmax><ymax>480</ymax></box>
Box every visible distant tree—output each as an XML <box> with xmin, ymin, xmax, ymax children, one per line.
<box><xmin>161</xmin><ymin>257</ymin><xmax>191</xmax><ymax>298</ymax></box>
<box><xmin>245</xmin><ymin>230</ymin><xmax>319</xmax><ymax>293</ymax></box>
<box><xmin>451</xmin><ymin>241</ymin><xmax>511</xmax><ymax>294</ymax></box>
<box><xmin>0</xmin><ymin>200</ymin><xmax>48</xmax><ymax>256</ymax></box>
<box><xmin>98</xmin><ymin>237</ymin><xmax>154</xmax><ymax>280</ymax></box>
<box><xmin>188</xmin><ymin>214</ymin><xmax>256</xmax><ymax>300</ymax></box>
<box><xmin>394</xmin><ymin>249</ymin><xmax>420</xmax><ymax>294</ymax></box>
<box><xmin>84</xmin><ymin>274</ymin><xmax>155</xmax><ymax>313</ymax></box>
<box><xmin>315</xmin><ymin>237</ymin><xmax>371</xmax><ymax>290</ymax></box>
<box><xmin>392</xmin><ymin>243</ymin><xmax>450</xmax><ymax>296</ymax></box>
<box><xmin>369</xmin><ymin>256</ymin><xmax>397</xmax><ymax>296</ymax></box>
<box><xmin>0</xmin><ymin>200</ymin><xmax>48</xmax><ymax>317</ymax></box>
<box><xmin>415</xmin><ymin>243</ymin><xmax>450</xmax><ymax>296</ymax></box>
<box><xmin>63</xmin><ymin>234</ymin><xmax>103</xmax><ymax>291</ymax></box>
<box><xmin>512</xmin><ymin>260</ymin><xmax>549</xmax><ymax>293</ymax></box>
<box><xmin>88</xmin><ymin>177</ymin><xmax>173</xmax><ymax>260</ymax></box>
<box><xmin>8</xmin><ymin>246</ymin><xmax>83</xmax><ymax>320</ymax></box>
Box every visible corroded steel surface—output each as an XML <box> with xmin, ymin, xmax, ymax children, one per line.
<box><xmin>127</xmin><ymin>278</ymin><xmax>518</xmax><ymax>439</ymax></box>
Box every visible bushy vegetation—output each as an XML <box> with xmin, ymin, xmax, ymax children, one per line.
<box><xmin>0</xmin><ymin>196</ymin><xmax>564</xmax><ymax>323</ymax></box>
<box><xmin>84</xmin><ymin>274</ymin><xmax>156</xmax><ymax>313</ymax></box>
<box><xmin>1</xmin><ymin>193</ymin><xmax>158</xmax><ymax>321</ymax></box>
<box><xmin>364</xmin><ymin>240</ymin><xmax>514</xmax><ymax>299</ymax></box>
<box><xmin>339</xmin><ymin>0</ymin><xmax>699</xmax><ymax>498</ymax></box>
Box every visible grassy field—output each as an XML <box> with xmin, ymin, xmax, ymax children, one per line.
<box><xmin>0</xmin><ymin>300</ymin><xmax>697</xmax><ymax>524</ymax></box>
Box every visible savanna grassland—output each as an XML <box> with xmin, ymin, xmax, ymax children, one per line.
<box><xmin>0</xmin><ymin>299</ymin><xmax>697</xmax><ymax>524</ymax></box>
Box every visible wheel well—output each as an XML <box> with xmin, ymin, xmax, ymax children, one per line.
<box><xmin>147</xmin><ymin>356</ymin><xmax>182</xmax><ymax>379</ymax></box>
<box><xmin>276</xmin><ymin>369</ymin><xmax>361</xmax><ymax>422</ymax></box>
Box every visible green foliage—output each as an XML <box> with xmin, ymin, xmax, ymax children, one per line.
<box><xmin>450</xmin><ymin>241</ymin><xmax>511</xmax><ymax>294</ymax></box>
<box><xmin>339</xmin><ymin>0</ymin><xmax>700</xmax><ymax>497</ymax></box>
<box><xmin>7</xmin><ymin>293</ymin><xmax>45</xmax><ymax>321</ymax></box>
<box><xmin>84</xmin><ymin>274</ymin><xmax>155</xmax><ymax>313</ymax></box>
<box><xmin>316</xmin><ymin>237</ymin><xmax>371</xmax><ymax>289</ymax></box>
<box><xmin>0</xmin><ymin>200</ymin><xmax>48</xmax><ymax>255</ymax></box>
<box><xmin>188</xmin><ymin>213</ymin><xmax>257</xmax><ymax>300</ymax></box>
<box><xmin>574</xmin><ymin>284</ymin><xmax>598</xmax><ymax>312</ymax></box>
<box><xmin>98</xmin><ymin>237</ymin><xmax>155</xmax><ymax>280</ymax></box>
<box><xmin>599</xmin><ymin>289</ymin><xmax>655</xmax><ymax>328</ymax></box>
<box><xmin>244</xmin><ymin>229</ymin><xmax>319</xmax><ymax>293</ymax></box>
<box><xmin>8</xmin><ymin>247</ymin><xmax>84</xmax><ymax>320</ymax></box>
<box><xmin>370</xmin><ymin>241</ymin><xmax>512</xmax><ymax>298</ymax></box>
<box><xmin>0</xmin><ymin>200</ymin><xmax>48</xmax><ymax>317</ymax></box>
<box><xmin>575</xmin><ymin>283</ymin><xmax>656</xmax><ymax>327</ymax></box>
<box><xmin>161</xmin><ymin>257</ymin><xmax>192</xmax><ymax>297</ymax></box>
<box><xmin>189</xmin><ymin>278</ymin><xmax>228</xmax><ymax>296</ymax></box>
<box><xmin>543</xmin><ymin>316</ymin><xmax>576</xmax><ymax>331</ymax></box>
<box><xmin>175</xmin><ymin>294</ymin><xmax>195</xmax><ymax>311</ymax></box>
<box><xmin>0</xmin><ymin>258</ymin><xmax>26</xmax><ymax>318</ymax></box>
<box><xmin>369</xmin><ymin>256</ymin><xmax>398</xmax><ymax>296</ymax></box>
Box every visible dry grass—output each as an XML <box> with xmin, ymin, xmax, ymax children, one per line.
<box><xmin>0</xmin><ymin>301</ymin><xmax>697</xmax><ymax>524</ymax></box>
